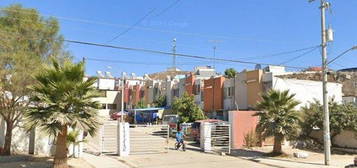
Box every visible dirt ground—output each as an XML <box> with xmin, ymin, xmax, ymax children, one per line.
<box><xmin>0</xmin><ymin>156</ymin><xmax>93</xmax><ymax>168</ymax></box>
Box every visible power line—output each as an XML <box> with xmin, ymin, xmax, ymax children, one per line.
<box><xmin>238</xmin><ymin>45</ymin><xmax>320</xmax><ymax>60</ymax></box>
<box><xmin>279</xmin><ymin>46</ymin><xmax>320</xmax><ymax>65</ymax></box>
<box><xmin>154</xmin><ymin>0</ymin><xmax>181</xmax><ymax>17</ymax></box>
<box><xmin>65</xmin><ymin>39</ymin><xmax>307</xmax><ymax>69</ymax></box>
<box><xmin>0</xmin><ymin>8</ymin><xmax>272</xmax><ymax>43</ymax></box>
<box><xmin>327</xmin><ymin>46</ymin><xmax>357</xmax><ymax>65</ymax></box>
<box><xmin>0</xmin><ymin>30</ymin><xmax>314</xmax><ymax>69</ymax></box>
<box><xmin>106</xmin><ymin>8</ymin><xmax>156</xmax><ymax>43</ymax></box>
<box><xmin>85</xmin><ymin>57</ymin><xmax>213</xmax><ymax>66</ymax></box>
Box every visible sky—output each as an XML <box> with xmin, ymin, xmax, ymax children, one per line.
<box><xmin>0</xmin><ymin>0</ymin><xmax>356</xmax><ymax>77</ymax></box>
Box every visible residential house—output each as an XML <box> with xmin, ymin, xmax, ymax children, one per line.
<box><xmin>233</xmin><ymin>66</ymin><xmax>343</xmax><ymax>110</ymax></box>
<box><xmin>89</xmin><ymin>76</ymin><xmax>121</xmax><ymax>117</ymax></box>
<box><xmin>185</xmin><ymin>66</ymin><xmax>217</xmax><ymax>109</ymax></box>
<box><xmin>223</xmin><ymin>78</ymin><xmax>236</xmax><ymax>111</ymax></box>
<box><xmin>203</xmin><ymin>76</ymin><xmax>225</xmax><ymax>118</ymax></box>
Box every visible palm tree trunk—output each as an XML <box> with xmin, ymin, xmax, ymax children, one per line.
<box><xmin>273</xmin><ymin>135</ymin><xmax>283</xmax><ymax>154</ymax></box>
<box><xmin>2</xmin><ymin>120</ymin><xmax>13</xmax><ymax>155</ymax></box>
<box><xmin>54</xmin><ymin>126</ymin><xmax>68</xmax><ymax>168</ymax></box>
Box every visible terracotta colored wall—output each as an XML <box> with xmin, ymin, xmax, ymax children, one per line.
<box><xmin>185</xmin><ymin>73</ymin><xmax>195</xmax><ymax>95</ymax></box>
<box><xmin>144</xmin><ymin>84</ymin><xmax>149</xmax><ymax>105</ymax></box>
<box><xmin>229</xmin><ymin>110</ymin><xmax>259</xmax><ymax>149</ymax></box>
<box><xmin>124</xmin><ymin>85</ymin><xmax>130</xmax><ymax>103</ymax></box>
<box><xmin>203</xmin><ymin>77</ymin><xmax>225</xmax><ymax>112</ymax></box>
<box><xmin>132</xmin><ymin>85</ymin><xmax>142</xmax><ymax>105</ymax></box>
<box><xmin>246</xmin><ymin>70</ymin><xmax>263</xmax><ymax>108</ymax></box>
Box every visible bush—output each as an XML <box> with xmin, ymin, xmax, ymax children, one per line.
<box><xmin>244</xmin><ymin>130</ymin><xmax>259</xmax><ymax>148</ymax></box>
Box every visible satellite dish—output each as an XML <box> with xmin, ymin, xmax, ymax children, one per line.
<box><xmin>255</xmin><ymin>64</ymin><xmax>262</xmax><ymax>70</ymax></box>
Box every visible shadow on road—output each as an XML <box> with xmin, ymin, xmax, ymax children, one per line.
<box><xmin>230</xmin><ymin>149</ymin><xmax>326</xmax><ymax>167</ymax></box>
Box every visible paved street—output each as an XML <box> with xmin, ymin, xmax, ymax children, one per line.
<box><xmin>82</xmin><ymin>153</ymin><xmax>130</xmax><ymax>168</ymax></box>
<box><xmin>110</xmin><ymin>141</ymin><xmax>353</xmax><ymax>168</ymax></box>
<box><xmin>113</xmin><ymin>141</ymin><xmax>272</xmax><ymax>168</ymax></box>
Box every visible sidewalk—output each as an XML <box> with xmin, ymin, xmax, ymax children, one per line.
<box><xmin>82</xmin><ymin>153</ymin><xmax>130</xmax><ymax>168</ymax></box>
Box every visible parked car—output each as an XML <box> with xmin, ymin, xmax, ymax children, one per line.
<box><xmin>162</xmin><ymin>114</ymin><xmax>179</xmax><ymax>128</ymax></box>
<box><xmin>162</xmin><ymin>115</ymin><xmax>179</xmax><ymax>136</ymax></box>
<box><xmin>110</xmin><ymin>111</ymin><xmax>128</xmax><ymax>120</ymax></box>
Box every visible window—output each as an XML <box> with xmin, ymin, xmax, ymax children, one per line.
<box><xmin>172</xmin><ymin>89</ymin><xmax>179</xmax><ymax>97</ymax></box>
<box><xmin>224</xmin><ymin>87</ymin><xmax>234</xmax><ymax>98</ymax></box>
<box><xmin>107</xmin><ymin>104</ymin><xmax>117</xmax><ymax>110</ymax></box>
<box><xmin>140</xmin><ymin>90</ymin><xmax>145</xmax><ymax>99</ymax></box>
<box><xmin>194</xmin><ymin>84</ymin><xmax>201</xmax><ymax>95</ymax></box>
<box><xmin>228</xmin><ymin>87</ymin><xmax>234</xmax><ymax>97</ymax></box>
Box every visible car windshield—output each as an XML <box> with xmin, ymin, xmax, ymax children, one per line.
<box><xmin>163</xmin><ymin>116</ymin><xmax>178</xmax><ymax>123</ymax></box>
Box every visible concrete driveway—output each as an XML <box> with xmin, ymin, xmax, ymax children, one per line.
<box><xmin>114</xmin><ymin>141</ymin><xmax>273</xmax><ymax>168</ymax></box>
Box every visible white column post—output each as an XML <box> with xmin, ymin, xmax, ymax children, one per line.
<box><xmin>118</xmin><ymin>122</ymin><xmax>130</xmax><ymax>156</ymax></box>
<box><xmin>200</xmin><ymin>122</ymin><xmax>212</xmax><ymax>152</ymax></box>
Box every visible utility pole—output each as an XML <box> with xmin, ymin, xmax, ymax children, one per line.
<box><xmin>121</xmin><ymin>72</ymin><xmax>126</xmax><ymax>123</ymax></box>
<box><xmin>172</xmin><ymin>38</ymin><xmax>177</xmax><ymax>70</ymax></box>
<box><xmin>320</xmin><ymin>0</ymin><xmax>331</xmax><ymax>165</ymax></box>
<box><xmin>310</xmin><ymin>0</ymin><xmax>333</xmax><ymax>164</ymax></box>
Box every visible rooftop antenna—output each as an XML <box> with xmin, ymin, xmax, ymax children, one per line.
<box><xmin>209</xmin><ymin>40</ymin><xmax>223</xmax><ymax>69</ymax></box>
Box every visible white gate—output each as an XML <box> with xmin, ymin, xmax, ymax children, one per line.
<box><xmin>85</xmin><ymin>121</ymin><xmax>118</xmax><ymax>154</ymax></box>
<box><xmin>211</xmin><ymin>123</ymin><xmax>231</xmax><ymax>154</ymax></box>
<box><xmin>129</xmin><ymin>124</ymin><xmax>169</xmax><ymax>155</ymax></box>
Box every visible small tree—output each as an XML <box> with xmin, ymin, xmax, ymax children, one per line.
<box><xmin>0</xmin><ymin>4</ymin><xmax>68</xmax><ymax>155</ymax></box>
<box><xmin>300</xmin><ymin>100</ymin><xmax>357</xmax><ymax>143</ymax></box>
<box><xmin>67</xmin><ymin>130</ymin><xmax>84</xmax><ymax>158</ymax></box>
<box><xmin>136</xmin><ymin>99</ymin><xmax>147</xmax><ymax>109</ymax></box>
<box><xmin>255</xmin><ymin>89</ymin><xmax>300</xmax><ymax>154</ymax></box>
<box><xmin>153</xmin><ymin>95</ymin><xmax>167</xmax><ymax>107</ymax></box>
<box><xmin>172</xmin><ymin>92</ymin><xmax>205</xmax><ymax>123</ymax></box>
<box><xmin>26</xmin><ymin>60</ymin><xmax>100</xmax><ymax>168</ymax></box>
<box><xmin>224</xmin><ymin>68</ymin><xmax>237</xmax><ymax>78</ymax></box>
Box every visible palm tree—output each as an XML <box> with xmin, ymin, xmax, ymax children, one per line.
<box><xmin>255</xmin><ymin>89</ymin><xmax>300</xmax><ymax>154</ymax></box>
<box><xmin>26</xmin><ymin>60</ymin><xmax>100</xmax><ymax>168</ymax></box>
<box><xmin>67</xmin><ymin>130</ymin><xmax>85</xmax><ymax>158</ymax></box>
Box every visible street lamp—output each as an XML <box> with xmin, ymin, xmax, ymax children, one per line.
<box><xmin>328</xmin><ymin>46</ymin><xmax>357</xmax><ymax>65</ymax></box>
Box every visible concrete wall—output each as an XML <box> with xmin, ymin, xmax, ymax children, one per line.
<box><xmin>92</xmin><ymin>90</ymin><xmax>121</xmax><ymax>117</ymax></box>
<box><xmin>311</xmin><ymin>130</ymin><xmax>357</xmax><ymax>149</ymax></box>
<box><xmin>236</xmin><ymin>72</ymin><xmax>248</xmax><ymax>110</ymax></box>
<box><xmin>343</xmin><ymin>96</ymin><xmax>357</xmax><ymax>104</ymax></box>
<box><xmin>229</xmin><ymin>110</ymin><xmax>259</xmax><ymax>149</ymax></box>
<box><xmin>223</xmin><ymin>78</ymin><xmax>235</xmax><ymax>110</ymax></box>
<box><xmin>185</xmin><ymin>73</ymin><xmax>195</xmax><ymax>95</ymax></box>
<box><xmin>97</xmin><ymin>78</ymin><xmax>116</xmax><ymax>90</ymax></box>
<box><xmin>271</xmin><ymin>77</ymin><xmax>343</xmax><ymax>109</ymax></box>
<box><xmin>246</xmin><ymin>70</ymin><xmax>264</xmax><ymax>108</ymax></box>
<box><xmin>203</xmin><ymin>76</ymin><xmax>225</xmax><ymax>112</ymax></box>
<box><xmin>0</xmin><ymin>118</ymin><xmax>55</xmax><ymax>156</ymax></box>
<box><xmin>178</xmin><ymin>78</ymin><xmax>186</xmax><ymax>98</ymax></box>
